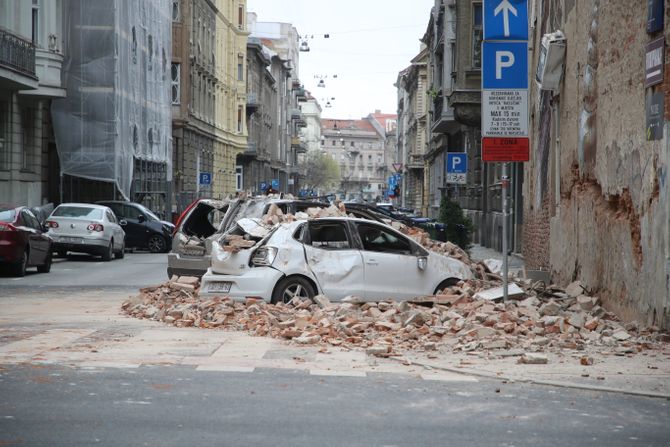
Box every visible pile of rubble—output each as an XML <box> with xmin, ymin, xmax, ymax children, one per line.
<box><xmin>122</xmin><ymin>275</ymin><xmax>668</xmax><ymax>362</ymax></box>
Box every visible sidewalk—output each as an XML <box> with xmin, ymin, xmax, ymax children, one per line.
<box><xmin>1</xmin><ymin>289</ymin><xmax>669</xmax><ymax>399</ymax></box>
<box><xmin>469</xmin><ymin>243</ymin><xmax>525</xmax><ymax>276</ymax></box>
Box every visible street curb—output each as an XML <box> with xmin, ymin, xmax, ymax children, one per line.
<box><xmin>393</xmin><ymin>357</ymin><xmax>670</xmax><ymax>400</ymax></box>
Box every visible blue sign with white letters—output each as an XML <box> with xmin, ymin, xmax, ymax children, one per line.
<box><xmin>446</xmin><ymin>153</ymin><xmax>468</xmax><ymax>174</ymax></box>
<box><xmin>484</xmin><ymin>0</ymin><xmax>528</xmax><ymax>41</ymax></box>
<box><xmin>260</xmin><ymin>182</ymin><xmax>268</xmax><ymax>191</ymax></box>
<box><xmin>482</xmin><ymin>41</ymin><xmax>528</xmax><ymax>89</ymax></box>
<box><xmin>199</xmin><ymin>172</ymin><xmax>211</xmax><ymax>185</ymax></box>
<box><xmin>271</xmin><ymin>179</ymin><xmax>280</xmax><ymax>190</ymax></box>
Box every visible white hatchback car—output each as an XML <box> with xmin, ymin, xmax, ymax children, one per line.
<box><xmin>200</xmin><ymin>217</ymin><xmax>472</xmax><ymax>303</ymax></box>
<box><xmin>46</xmin><ymin>203</ymin><xmax>125</xmax><ymax>261</ymax></box>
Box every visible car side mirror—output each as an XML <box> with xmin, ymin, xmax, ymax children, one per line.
<box><xmin>137</xmin><ymin>214</ymin><xmax>146</xmax><ymax>223</ymax></box>
<box><xmin>417</xmin><ymin>256</ymin><xmax>427</xmax><ymax>270</ymax></box>
<box><xmin>119</xmin><ymin>219</ymin><xmax>128</xmax><ymax>226</ymax></box>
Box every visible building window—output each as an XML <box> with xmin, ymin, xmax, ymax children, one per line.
<box><xmin>350</xmin><ymin>141</ymin><xmax>355</xmax><ymax>147</ymax></box>
<box><xmin>235</xmin><ymin>165</ymin><xmax>243</xmax><ymax>191</ymax></box>
<box><xmin>31</xmin><ymin>1</ymin><xmax>39</xmax><ymax>44</ymax></box>
<box><xmin>172</xmin><ymin>0</ymin><xmax>180</xmax><ymax>21</ymax></box>
<box><xmin>472</xmin><ymin>3</ymin><xmax>483</xmax><ymax>69</ymax></box>
<box><xmin>171</xmin><ymin>63</ymin><xmax>180</xmax><ymax>104</ymax></box>
<box><xmin>21</xmin><ymin>108</ymin><xmax>35</xmax><ymax>172</ymax></box>
<box><xmin>238</xmin><ymin>4</ymin><xmax>244</xmax><ymax>29</ymax></box>
<box><xmin>237</xmin><ymin>106</ymin><xmax>243</xmax><ymax>132</ymax></box>
<box><xmin>0</xmin><ymin>102</ymin><xmax>7</xmax><ymax>170</ymax></box>
<box><xmin>237</xmin><ymin>56</ymin><xmax>244</xmax><ymax>81</ymax></box>
<box><xmin>131</xmin><ymin>26</ymin><xmax>137</xmax><ymax>63</ymax></box>
<box><xmin>341</xmin><ymin>139</ymin><xmax>345</xmax><ymax>146</ymax></box>
<box><xmin>147</xmin><ymin>35</ymin><xmax>154</xmax><ymax>69</ymax></box>
<box><xmin>332</xmin><ymin>140</ymin><xmax>336</xmax><ymax>146</ymax></box>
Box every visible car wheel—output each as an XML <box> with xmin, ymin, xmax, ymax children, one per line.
<box><xmin>434</xmin><ymin>278</ymin><xmax>460</xmax><ymax>295</ymax></box>
<box><xmin>101</xmin><ymin>240</ymin><xmax>113</xmax><ymax>261</ymax></box>
<box><xmin>115</xmin><ymin>240</ymin><xmax>125</xmax><ymax>259</ymax></box>
<box><xmin>12</xmin><ymin>250</ymin><xmax>28</xmax><ymax>277</ymax></box>
<box><xmin>37</xmin><ymin>252</ymin><xmax>52</xmax><ymax>273</ymax></box>
<box><xmin>147</xmin><ymin>235</ymin><xmax>167</xmax><ymax>253</ymax></box>
<box><xmin>271</xmin><ymin>276</ymin><xmax>316</xmax><ymax>304</ymax></box>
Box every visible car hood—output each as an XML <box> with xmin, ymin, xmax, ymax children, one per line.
<box><xmin>211</xmin><ymin>218</ymin><xmax>273</xmax><ymax>275</ymax></box>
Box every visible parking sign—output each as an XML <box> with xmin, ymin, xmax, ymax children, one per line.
<box><xmin>482</xmin><ymin>42</ymin><xmax>528</xmax><ymax>89</ymax></box>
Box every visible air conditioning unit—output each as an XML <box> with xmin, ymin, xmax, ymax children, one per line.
<box><xmin>535</xmin><ymin>31</ymin><xmax>566</xmax><ymax>93</ymax></box>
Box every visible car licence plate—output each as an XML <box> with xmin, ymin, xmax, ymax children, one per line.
<box><xmin>62</xmin><ymin>237</ymin><xmax>82</xmax><ymax>243</ymax></box>
<box><xmin>208</xmin><ymin>281</ymin><xmax>232</xmax><ymax>293</ymax></box>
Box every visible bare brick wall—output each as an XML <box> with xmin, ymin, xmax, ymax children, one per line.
<box><xmin>522</xmin><ymin>196</ymin><xmax>551</xmax><ymax>271</ymax></box>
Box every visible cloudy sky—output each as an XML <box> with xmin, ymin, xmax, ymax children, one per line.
<box><xmin>247</xmin><ymin>0</ymin><xmax>435</xmax><ymax>120</ymax></box>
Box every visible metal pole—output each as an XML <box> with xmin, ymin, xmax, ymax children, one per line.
<box><xmin>502</xmin><ymin>162</ymin><xmax>509</xmax><ymax>302</ymax></box>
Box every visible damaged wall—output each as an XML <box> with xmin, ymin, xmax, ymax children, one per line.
<box><xmin>523</xmin><ymin>0</ymin><xmax>670</xmax><ymax>327</ymax></box>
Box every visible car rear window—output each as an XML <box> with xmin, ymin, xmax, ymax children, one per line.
<box><xmin>0</xmin><ymin>209</ymin><xmax>16</xmax><ymax>222</ymax></box>
<box><xmin>52</xmin><ymin>206</ymin><xmax>103</xmax><ymax>220</ymax></box>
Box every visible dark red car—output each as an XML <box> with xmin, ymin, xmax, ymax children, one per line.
<box><xmin>0</xmin><ymin>205</ymin><xmax>53</xmax><ymax>277</ymax></box>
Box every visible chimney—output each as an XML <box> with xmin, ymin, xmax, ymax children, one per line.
<box><xmin>375</xmin><ymin>109</ymin><xmax>381</xmax><ymax>114</ymax></box>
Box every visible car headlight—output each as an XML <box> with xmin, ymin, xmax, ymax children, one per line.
<box><xmin>251</xmin><ymin>246</ymin><xmax>278</xmax><ymax>266</ymax></box>
<box><xmin>162</xmin><ymin>223</ymin><xmax>175</xmax><ymax>234</ymax></box>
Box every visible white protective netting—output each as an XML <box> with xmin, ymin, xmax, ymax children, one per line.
<box><xmin>52</xmin><ymin>0</ymin><xmax>172</xmax><ymax>200</ymax></box>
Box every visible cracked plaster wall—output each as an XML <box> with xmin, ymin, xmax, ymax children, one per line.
<box><xmin>525</xmin><ymin>0</ymin><xmax>669</xmax><ymax>327</ymax></box>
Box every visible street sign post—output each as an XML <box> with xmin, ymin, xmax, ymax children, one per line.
<box><xmin>446</xmin><ymin>153</ymin><xmax>468</xmax><ymax>184</ymax></box>
<box><xmin>482</xmin><ymin>0</ymin><xmax>529</xmax><ymax>301</ymax></box>
<box><xmin>199</xmin><ymin>172</ymin><xmax>212</xmax><ymax>186</ymax></box>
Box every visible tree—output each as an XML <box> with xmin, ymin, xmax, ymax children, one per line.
<box><xmin>300</xmin><ymin>150</ymin><xmax>341</xmax><ymax>193</ymax></box>
<box><xmin>438</xmin><ymin>196</ymin><xmax>474</xmax><ymax>251</ymax></box>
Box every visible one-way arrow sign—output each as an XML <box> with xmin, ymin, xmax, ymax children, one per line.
<box><xmin>484</xmin><ymin>0</ymin><xmax>528</xmax><ymax>41</ymax></box>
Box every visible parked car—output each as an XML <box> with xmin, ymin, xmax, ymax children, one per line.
<box><xmin>96</xmin><ymin>201</ymin><xmax>174</xmax><ymax>253</ymax></box>
<box><xmin>46</xmin><ymin>203</ymin><xmax>125</xmax><ymax>261</ymax></box>
<box><xmin>0</xmin><ymin>205</ymin><xmax>53</xmax><ymax>277</ymax></box>
<box><xmin>167</xmin><ymin>196</ymin><xmax>329</xmax><ymax>278</ymax></box>
<box><xmin>199</xmin><ymin>217</ymin><xmax>472</xmax><ymax>303</ymax></box>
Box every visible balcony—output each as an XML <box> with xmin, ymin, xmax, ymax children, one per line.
<box><xmin>20</xmin><ymin>48</ymin><xmax>65</xmax><ymax>98</ymax></box>
<box><xmin>290</xmin><ymin>108</ymin><xmax>302</xmax><ymax>120</ymax></box>
<box><xmin>241</xmin><ymin>141</ymin><xmax>258</xmax><ymax>157</ymax></box>
<box><xmin>246</xmin><ymin>92</ymin><xmax>259</xmax><ymax>114</ymax></box>
<box><xmin>291</xmin><ymin>137</ymin><xmax>307</xmax><ymax>153</ymax></box>
<box><xmin>431</xmin><ymin>95</ymin><xmax>457</xmax><ymax>134</ymax></box>
<box><xmin>0</xmin><ymin>28</ymin><xmax>38</xmax><ymax>90</ymax></box>
<box><xmin>407</xmin><ymin>153</ymin><xmax>424</xmax><ymax>169</ymax></box>
<box><xmin>295</xmin><ymin>87</ymin><xmax>306</xmax><ymax>100</ymax></box>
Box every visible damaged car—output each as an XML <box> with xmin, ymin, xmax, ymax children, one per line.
<box><xmin>167</xmin><ymin>196</ymin><xmax>330</xmax><ymax>278</ymax></box>
<box><xmin>199</xmin><ymin>216</ymin><xmax>473</xmax><ymax>303</ymax></box>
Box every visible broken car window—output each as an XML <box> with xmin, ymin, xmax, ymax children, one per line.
<box><xmin>308</xmin><ymin>222</ymin><xmax>350</xmax><ymax>250</ymax></box>
<box><xmin>357</xmin><ymin>223</ymin><xmax>412</xmax><ymax>255</ymax></box>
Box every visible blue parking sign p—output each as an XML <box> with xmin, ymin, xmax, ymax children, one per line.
<box><xmin>447</xmin><ymin>153</ymin><xmax>468</xmax><ymax>174</ymax></box>
<box><xmin>482</xmin><ymin>41</ymin><xmax>528</xmax><ymax>89</ymax></box>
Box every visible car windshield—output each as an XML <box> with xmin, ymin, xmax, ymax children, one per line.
<box><xmin>137</xmin><ymin>204</ymin><xmax>160</xmax><ymax>221</ymax></box>
<box><xmin>0</xmin><ymin>208</ymin><xmax>16</xmax><ymax>222</ymax></box>
<box><xmin>52</xmin><ymin>206</ymin><xmax>103</xmax><ymax>220</ymax></box>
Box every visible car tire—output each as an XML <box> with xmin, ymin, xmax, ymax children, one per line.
<box><xmin>115</xmin><ymin>240</ymin><xmax>125</xmax><ymax>259</ymax></box>
<box><xmin>12</xmin><ymin>250</ymin><xmax>28</xmax><ymax>277</ymax></box>
<box><xmin>101</xmin><ymin>240</ymin><xmax>113</xmax><ymax>261</ymax></box>
<box><xmin>37</xmin><ymin>252</ymin><xmax>52</xmax><ymax>273</ymax></box>
<box><xmin>434</xmin><ymin>278</ymin><xmax>460</xmax><ymax>295</ymax></box>
<box><xmin>147</xmin><ymin>235</ymin><xmax>167</xmax><ymax>253</ymax></box>
<box><xmin>271</xmin><ymin>276</ymin><xmax>316</xmax><ymax>305</ymax></box>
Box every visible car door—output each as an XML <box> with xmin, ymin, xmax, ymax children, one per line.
<box><xmin>21</xmin><ymin>209</ymin><xmax>48</xmax><ymax>265</ymax></box>
<box><xmin>105</xmin><ymin>210</ymin><xmax>124</xmax><ymax>251</ymax></box>
<box><xmin>354</xmin><ymin>222</ymin><xmax>427</xmax><ymax>301</ymax></box>
<box><xmin>120</xmin><ymin>204</ymin><xmax>146</xmax><ymax>247</ymax></box>
<box><xmin>302</xmin><ymin>221</ymin><xmax>366</xmax><ymax>300</ymax></box>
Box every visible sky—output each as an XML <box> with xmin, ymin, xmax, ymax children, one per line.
<box><xmin>247</xmin><ymin>0</ymin><xmax>436</xmax><ymax>120</ymax></box>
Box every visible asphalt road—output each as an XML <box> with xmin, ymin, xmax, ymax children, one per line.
<box><xmin>1</xmin><ymin>364</ymin><xmax>669</xmax><ymax>447</ymax></box>
<box><xmin>1</xmin><ymin>250</ymin><xmax>669</xmax><ymax>446</ymax></box>
<box><xmin>0</xmin><ymin>251</ymin><xmax>168</xmax><ymax>291</ymax></box>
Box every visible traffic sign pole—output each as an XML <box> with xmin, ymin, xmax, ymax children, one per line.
<box><xmin>502</xmin><ymin>163</ymin><xmax>509</xmax><ymax>301</ymax></box>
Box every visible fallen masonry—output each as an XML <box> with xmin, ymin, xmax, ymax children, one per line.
<box><xmin>122</xmin><ymin>276</ymin><xmax>669</xmax><ymax>362</ymax></box>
